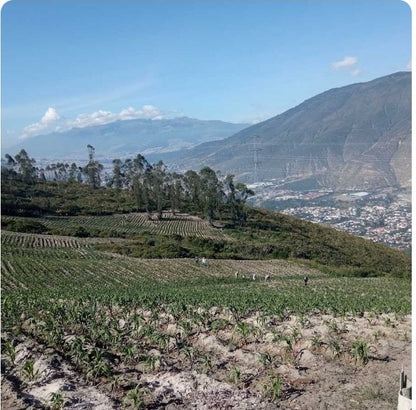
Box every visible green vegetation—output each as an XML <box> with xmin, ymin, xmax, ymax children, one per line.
<box><xmin>1</xmin><ymin>227</ymin><xmax>410</xmax><ymax>407</ymax></box>
<box><xmin>1</xmin><ymin>147</ymin><xmax>411</xmax><ymax>407</ymax></box>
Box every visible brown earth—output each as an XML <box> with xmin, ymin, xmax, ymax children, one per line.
<box><xmin>1</xmin><ymin>312</ymin><xmax>411</xmax><ymax>409</ymax></box>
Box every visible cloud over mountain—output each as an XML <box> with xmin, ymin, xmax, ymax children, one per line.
<box><xmin>21</xmin><ymin>107</ymin><xmax>61</xmax><ymax>139</ymax></box>
<box><xmin>19</xmin><ymin>105</ymin><xmax>165</xmax><ymax>139</ymax></box>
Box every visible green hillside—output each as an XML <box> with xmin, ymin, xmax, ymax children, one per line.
<box><xmin>1</xmin><ymin>177</ymin><xmax>411</xmax><ymax>277</ymax></box>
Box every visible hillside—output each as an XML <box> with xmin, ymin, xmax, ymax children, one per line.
<box><xmin>1</xmin><ymin>179</ymin><xmax>411</xmax><ymax>276</ymax></box>
<box><xmin>1</xmin><ymin>215</ymin><xmax>411</xmax><ymax>409</ymax></box>
<box><xmin>2</xmin><ymin>180</ymin><xmax>411</xmax><ymax>409</ymax></box>
<box><xmin>171</xmin><ymin>72</ymin><xmax>411</xmax><ymax>190</ymax></box>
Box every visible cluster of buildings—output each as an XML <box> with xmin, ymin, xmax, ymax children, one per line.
<box><xmin>281</xmin><ymin>201</ymin><xmax>411</xmax><ymax>251</ymax></box>
<box><xmin>249</xmin><ymin>184</ymin><xmax>411</xmax><ymax>251</ymax></box>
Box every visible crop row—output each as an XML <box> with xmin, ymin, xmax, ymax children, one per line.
<box><xmin>2</xmin><ymin>212</ymin><xmax>228</xmax><ymax>240</ymax></box>
<box><xmin>1</xmin><ymin>249</ymin><xmax>316</xmax><ymax>293</ymax></box>
<box><xmin>1</xmin><ymin>230</ymin><xmax>92</xmax><ymax>249</ymax></box>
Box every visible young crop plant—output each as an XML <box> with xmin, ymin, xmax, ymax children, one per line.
<box><xmin>3</xmin><ymin>340</ymin><xmax>17</xmax><ymax>365</ymax></box>
<box><xmin>22</xmin><ymin>359</ymin><xmax>40</xmax><ymax>381</ymax></box>
<box><xmin>142</xmin><ymin>354</ymin><xmax>159</xmax><ymax>372</ymax></box>
<box><xmin>122</xmin><ymin>345</ymin><xmax>138</xmax><ymax>364</ymax></box>
<box><xmin>48</xmin><ymin>391</ymin><xmax>66</xmax><ymax>410</ymax></box>
<box><xmin>198</xmin><ymin>353</ymin><xmax>213</xmax><ymax>374</ymax></box>
<box><xmin>259</xmin><ymin>352</ymin><xmax>273</xmax><ymax>368</ymax></box>
<box><xmin>310</xmin><ymin>334</ymin><xmax>324</xmax><ymax>351</ymax></box>
<box><xmin>263</xmin><ymin>374</ymin><xmax>283</xmax><ymax>402</ymax></box>
<box><xmin>351</xmin><ymin>339</ymin><xmax>373</xmax><ymax>366</ymax></box>
<box><xmin>328</xmin><ymin>337</ymin><xmax>344</xmax><ymax>360</ymax></box>
<box><xmin>228</xmin><ymin>366</ymin><xmax>241</xmax><ymax>386</ymax></box>
<box><xmin>233</xmin><ymin>321</ymin><xmax>257</xmax><ymax>346</ymax></box>
<box><xmin>123</xmin><ymin>384</ymin><xmax>146</xmax><ymax>409</ymax></box>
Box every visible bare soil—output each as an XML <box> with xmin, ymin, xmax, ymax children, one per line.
<box><xmin>1</xmin><ymin>312</ymin><xmax>411</xmax><ymax>409</ymax></box>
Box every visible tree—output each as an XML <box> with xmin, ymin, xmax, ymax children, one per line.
<box><xmin>167</xmin><ymin>172</ymin><xmax>183</xmax><ymax>215</ymax></box>
<box><xmin>68</xmin><ymin>163</ymin><xmax>82</xmax><ymax>183</ymax></box>
<box><xmin>199</xmin><ymin>167</ymin><xmax>223</xmax><ymax>225</ymax></box>
<box><xmin>109</xmin><ymin>159</ymin><xmax>124</xmax><ymax>190</ymax></box>
<box><xmin>14</xmin><ymin>149</ymin><xmax>37</xmax><ymax>183</ymax></box>
<box><xmin>233</xmin><ymin>181</ymin><xmax>254</xmax><ymax>226</ymax></box>
<box><xmin>83</xmin><ymin>145</ymin><xmax>103</xmax><ymax>189</ymax></box>
<box><xmin>150</xmin><ymin>160</ymin><xmax>167</xmax><ymax>220</ymax></box>
<box><xmin>183</xmin><ymin>170</ymin><xmax>201</xmax><ymax>213</ymax></box>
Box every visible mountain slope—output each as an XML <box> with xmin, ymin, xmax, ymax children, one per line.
<box><xmin>7</xmin><ymin>117</ymin><xmax>248</xmax><ymax>161</ymax></box>
<box><xmin>171</xmin><ymin>72</ymin><xmax>411</xmax><ymax>190</ymax></box>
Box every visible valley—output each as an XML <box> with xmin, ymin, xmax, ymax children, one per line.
<box><xmin>249</xmin><ymin>184</ymin><xmax>411</xmax><ymax>251</ymax></box>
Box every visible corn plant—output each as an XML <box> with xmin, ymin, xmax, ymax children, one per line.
<box><xmin>228</xmin><ymin>366</ymin><xmax>241</xmax><ymax>385</ymax></box>
<box><xmin>259</xmin><ymin>352</ymin><xmax>273</xmax><ymax>368</ymax></box>
<box><xmin>48</xmin><ymin>391</ymin><xmax>65</xmax><ymax>410</ymax></box>
<box><xmin>22</xmin><ymin>359</ymin><xmax>39</xmax><ymax>381</ymax></box>
<box><xmin>263</xmin><ymin>374</ymin><xmax>283</xmax><ymax>402</ymax></box>
<box><xmin>351</xmin><ymin>339</ymin><xmax>371</xmax><ymax>365</ymax></box>
<box><xmin>3</xmin><ymin>341</ymin><xmax>16</xmax><ymax>365</ymax></box>
<box><xmin>123</xmin><ymin>385</ymin><xmax>146</xmax><ymax>409</ymax></box>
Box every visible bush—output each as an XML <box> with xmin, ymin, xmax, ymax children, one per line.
<box><xmin>3</xmin><ymin>219</ymin><xmax>48</xmax><ymax>234</ymax></box>
<box><xmin>73</xmin><ymin>226</ymin><xmax>90</xmax><ymax>238</ymax></box>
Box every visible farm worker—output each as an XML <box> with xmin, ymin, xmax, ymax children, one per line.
<box><xmin>265</xmin><ymin>274</ymin><xmax>270</xmax><ymax>281</ymax></box>
<box><xmin>202</xmin><ymin>257</ymin><xmax>208</xmax><ymax>266</ymax></box>
<box><xmin>304</xmin><ymin>276</ymin><xmax>308</xmax><ymax>286</ymax></box>
<box><xmin>194</xmin><ymin>256</ymin><xmax>199</xmax><ymax>264</ymax></box>
<box><xmin>235</xmin><ymin>271</ymin><xmax>239</xmax><ymax>278</ymax></box>
<box><xmin>252</xmin><ymin>273</ymin><xmax>256</xmax><ymax>280</ymax></box>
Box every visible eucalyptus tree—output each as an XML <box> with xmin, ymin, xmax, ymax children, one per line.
<box><xmin>83</xmin><ymin>145</ymin><xmax>103</xmax><ymax>189</ymax></box>
<box><xmin>167</xmin><ymin>172</ymin><xmax>184</xmax><ymax>215</ymax></box>
<box><xmin>149</xmin><ymin>160</ymin><xmax>167</xmax><ymax>220</ymax></box>
<box><xmin>224</xmin><ymin>174</ymin><xmax>254</xmax><ymax>226</ymax></box>
<box><xmin>68</xmin><ymin>163</ymin><xmax>82</xmax><ymax>183</ymax></box>
<box><xmin>14</xmin><ymin>149</ymin><xmax>37</xmax><ymax>183</ymax></box>
<box><xmin>183</xmin><ymin>170</ymin><xmax>201</xmax><ymax>213</ymax></box>
<box><xmin>199</xmin><ymin>166</ymin><xmax>223</xmax><ymax>225</ymax></box>
<box><xmin>109</xmin><ymin>159</ymin><xmax>124</xmax><ymax>190</ymax></box>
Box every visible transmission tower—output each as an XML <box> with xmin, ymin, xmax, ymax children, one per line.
<box><xmin>251</xmin><ymin>135</ymin><xmax>262</xmax><ymax>183</ymax></box>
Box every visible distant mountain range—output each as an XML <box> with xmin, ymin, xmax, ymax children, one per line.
<box><xmin>6</xmin><ymin>72</ymin><xmax>411</xmax><ymax>192</ymax></box>
<box><xmin>169</xmin><ymin>72</ymin><xmax>411</xmax><ymax>191</ymax></box>
<box><xmin>6</xmin><ymin>117</ymin><xmax>249</xmax><ymax>162</ymax></box>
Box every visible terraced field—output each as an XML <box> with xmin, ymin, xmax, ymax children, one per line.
<box><xmin>2</xmin><ymin>211</ymin><xmax>229</xmax><ymax>240</ymax></box>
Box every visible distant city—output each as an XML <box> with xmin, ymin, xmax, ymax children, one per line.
<box><xmin>249</xmin><ymin>183</ymin><xmax>411</xmax><ymax>252</ymax></box>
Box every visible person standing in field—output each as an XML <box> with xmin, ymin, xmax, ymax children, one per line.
<box><xmin>202</xmin><ymin>257</ymin><xmax>208</xmax><ymax>266</ymax></box>
<box><xmin>304</xmin><ymin>276</ymin><xmax>308</xmax><ymax>286</ymax></box>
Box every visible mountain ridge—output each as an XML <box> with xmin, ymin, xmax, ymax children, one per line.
<box><xmin>169</xmin><ymin>71</ymin><xmax>411</xmax><ymax>191</ymax></box>
<box><xmin>6</xmin><ymin>116</ymin><xmax>249</xmax><ymax>161</ymax></box>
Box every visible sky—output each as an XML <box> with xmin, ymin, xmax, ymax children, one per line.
<box><xmin>1</xmin><ymin>0</ymin><xmax>412</xmax><ymax>148</ymax></box>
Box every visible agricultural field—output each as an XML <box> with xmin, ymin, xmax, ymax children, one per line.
<box><xmin>1</xmin><ymin>226</ymin><xmax>411</xmax><ymax>409</ymax></box>
<box><xmin>1</xmin><ymin>212</ymin><xmax>229</xmax><ymax>240</ymax></box>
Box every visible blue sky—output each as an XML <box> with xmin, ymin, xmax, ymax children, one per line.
<box><xmin>1</xmin><ymin>0</ymin><xmax>411</xmax><ymax>148</ymax></box>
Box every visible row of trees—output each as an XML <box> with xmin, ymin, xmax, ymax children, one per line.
<box><xmin>2</xmin><ymin>146</ymin><xmax>254</xmax><ymax>226</ymax></box>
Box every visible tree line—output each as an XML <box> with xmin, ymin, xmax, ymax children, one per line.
<box><xmin>2</xmin><ymin>146</ymin><xmax>254</xmax><ymax>226</ymax></box>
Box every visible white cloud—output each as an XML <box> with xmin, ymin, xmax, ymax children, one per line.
<box><xmin>331</xmin><ymin>56</ymin><xmax>362</xmax><ymax>77</ymax></box>
<box><xmin>331</xmin><ymin>56</ymin><xmax>358</xmax><ymax>70</ymax></box>
<box><xmin>42</xmin><ymin>107</ymin><xmax>60</xmax><ymax>123</ymax></box>
<box><xmin>20</xmin><ymin>107</ymin><xmax>61</xmax><ymax>139</ymax></box>
<box><xmin>19</xmin><ymin>105</ymin><xmax>166</xmax><ymax>139</ymax></box>
<box><xmin>67</xmin><ymin>105</ymin><xmax>164</xmax><ymax>129</ymax></box>
<box><xmin>118</xmin><ymin>105</ymin><xmax>163</xmax><ymax>121</ymax></box>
